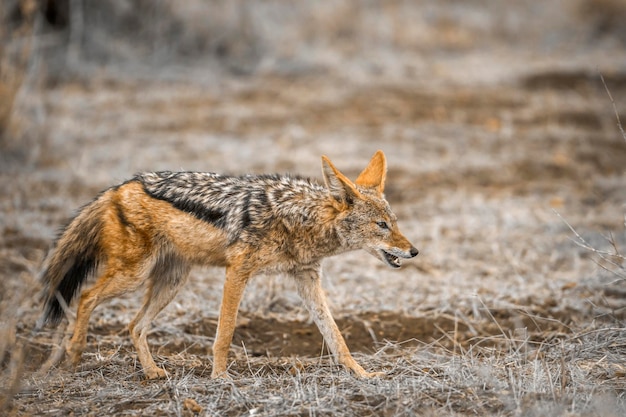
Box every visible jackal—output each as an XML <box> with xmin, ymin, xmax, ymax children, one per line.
<box><xmin>40</xmin><ymin>150</ymin><xmax>418</xmax><ymax>379</ymax></box>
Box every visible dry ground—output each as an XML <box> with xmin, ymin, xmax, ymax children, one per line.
<box><xmin>1</xmin><ymin>1</ymin><xmax>626</xmax><ymax>416</ymax></box>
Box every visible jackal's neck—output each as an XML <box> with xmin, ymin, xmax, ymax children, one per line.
<box><xmin>274</xmin><ymin>189</ymin><xmax>345</xmax><ymax>257</ymax></box>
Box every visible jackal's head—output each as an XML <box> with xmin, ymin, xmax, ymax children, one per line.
<box><xmin>321</xmin><ymin>150</ymin><xmax>419</xmax><ymax>268</ymax></box>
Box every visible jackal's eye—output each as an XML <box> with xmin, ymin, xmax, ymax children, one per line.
<box><xmin>377</xmin><ymin>221</ymin><xmax>389</xmax><ymax>230</ymax></box>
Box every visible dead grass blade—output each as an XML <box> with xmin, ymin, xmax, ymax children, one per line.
<box><xmin>599</xmin><ymin>73</ymin><xmax>626</xmax><ymax>143</ymax></box>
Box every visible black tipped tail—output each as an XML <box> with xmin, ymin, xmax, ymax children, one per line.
<box><xmin>42</xmin><ymin>256</ymin><xmax>100</xmax><ymax>326</ymax></box>
<box><xmin>42</xmin><ymin>251</ymin><xmax>99</xmax><ymax>327</ymax></box>
<box><xmin>40</xmin><ymin>198</ymin><xmax>105</xmax><ymax>327</ymax></box>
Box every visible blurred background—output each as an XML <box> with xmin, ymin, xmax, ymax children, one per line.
<box><xmin>2</xmin><ymin>0</ymin><xmax>626</xmax><ymax>166</ymax></box>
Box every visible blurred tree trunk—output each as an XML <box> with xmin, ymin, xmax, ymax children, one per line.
<box><xmin>0</xmin><ymin>0</ymin><xmax>38</xmax><ymax>148</ymax></box>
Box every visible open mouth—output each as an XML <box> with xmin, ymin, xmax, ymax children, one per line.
<box><xmin>381</xmin><ymin>250</ymin><xmax>402</xmax><ymax>268</ymax></box>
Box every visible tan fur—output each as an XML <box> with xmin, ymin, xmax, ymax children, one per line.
<box><xmin>40</xmin><ymin>151</ymin><xmax>418</xmax><ymax>379</ymax></box>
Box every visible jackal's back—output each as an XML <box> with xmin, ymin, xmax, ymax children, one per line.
<box><xmin>137</xmin><ymin>171</ymin><xmax>330</xmax><ymax>245</ymax></box>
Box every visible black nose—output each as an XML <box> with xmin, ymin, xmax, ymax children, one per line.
<box><xmin>410</xmin><ymin>247</ymin><xmax>419</xmax><ymax>257</ymax></box>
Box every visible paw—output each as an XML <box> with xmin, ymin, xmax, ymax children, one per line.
<box><xmin>210</xmin><ymin>368</ymin><xmax>231</xmax><ymax>379</ymax></box>
<box><xmin>349</xmin><ymin>366</ymin><xmax>385</xmax><ymax>379</ymax></box>
<box><xmin>360</xmin><ymin>370</ymin><xmax>385</xmax><ymax>378</ymax></box>
<box><xmin>144</xmin><ymin>366</ymin><xmax>168</xmax><ymax>380</ymax></box>
<box><xmin>65</xmin><ymin>345</ymin><xmax>84</xmax><ymax>367</ymax></box>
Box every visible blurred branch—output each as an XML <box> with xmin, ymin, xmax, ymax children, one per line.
<box><xmin>554</xmin><ymin>209</ymin><xmax>625</xmax><ymax>282</ymax></box>
<box><xmin>67</xmin><ymin>0</ymin><xmax>83</xmax><ymax>66</ymax></box>
<box><xmin>599</xmin><ymin>73</ymin><xmax>626</xmax><ymax>143</ymax></box>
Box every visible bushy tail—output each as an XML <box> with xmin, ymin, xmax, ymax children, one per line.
<box><xmin>40</xmin><ymin>196</ymin><xmax>107</xmax><ymax>327</ymax></box>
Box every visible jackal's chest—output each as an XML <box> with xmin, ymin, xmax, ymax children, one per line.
<box><xmin>233</xmin><ymin>227</ymin><xmax>342</xmax><ymax>275</ymax></box>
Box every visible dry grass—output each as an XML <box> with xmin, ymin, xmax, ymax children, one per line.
<box><xmin>6</xmin><ymin>314</ymin><xmax>625</xmax><ymax>416</ymax></box>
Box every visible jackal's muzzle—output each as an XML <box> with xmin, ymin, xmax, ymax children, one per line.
<box><xmin>379</xmin><ymin>246</ymin><xmax>419</xmax><ymax>268</ymax></box>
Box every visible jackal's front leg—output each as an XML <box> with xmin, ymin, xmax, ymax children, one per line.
<box><xmin>212</xmin><ymin>266</ymin><xmax>250</xmax><ymax>379</ymax></box>
<box><xmin>294</xmin><ymin>268</ymin><xmax>382</xmax><ymax>378</ymax></box>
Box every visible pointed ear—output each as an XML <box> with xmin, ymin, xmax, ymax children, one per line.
<box><xmin>355</xmin><ymin>150</ymin><xmax>387</xmax><ymax>195</ymax></box>
<box><xmin>321</xmin><ymin>155</ymin><xmax>361</xmax><ymax>205</ymax></box>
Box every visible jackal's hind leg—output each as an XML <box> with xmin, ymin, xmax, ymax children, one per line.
<box><xmin>67</xmin><ymin>264</ymin><xmax>146</xmax><ymax>367</ymax></box>
<box><xmin>129</xmin><ymin>256</ymin><xmax>190</xmax><ymax>379</ymax></box>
